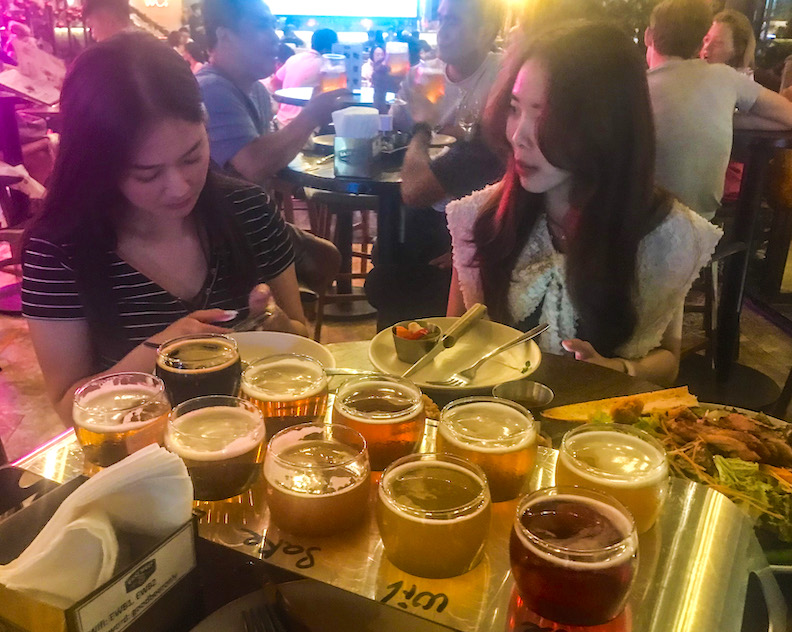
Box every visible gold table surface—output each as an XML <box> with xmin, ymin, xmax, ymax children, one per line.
<box><xmin>13</xmin><ymin>342</ymin><xmax>785</xmax><ymax>631</ymax></box>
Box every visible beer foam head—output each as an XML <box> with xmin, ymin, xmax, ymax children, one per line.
<box><xmin>166</xmin><ymin>405</ymin><xmax>264</xmax><ymax>461</ymax></box>
<box><xmin>379</xmin><ymin>457</ymin><xmax>489</xmax><ymax>524</ymax></box>
<box><xmin>560</xmin><ymin>428</ymin><xmax>668</xmax><ymax>488</ymax></box>
<box><xmin>242</xmin><ymin>355</ymin><xmax>327</xmax><ymax>401</ymax></box>
<box><xmin>514</xmin><ymin>494</ymin><xmax>637</xmax><ymax>570</ymax></box>
<box><xmin>156</xmin><ymin>335</ymin><xmax>238</xmax><ymax>373</ymax></box>
<box><xmin>440</xmin><ymin>400</ymin><xmax>536</xmax><ymax>453</ymax></box>
<box><xmin>73</xmin><ymin>373</ymin><xmax>168</xmax><ymax>432</ymax></box>
<box><xmin>335</xmin><ymin>378</ymin><xmax>423</xmax><ymax>424</ymax></box>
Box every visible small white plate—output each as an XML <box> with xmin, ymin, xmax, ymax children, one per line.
<box><xmin>228</xmin><ymin>332</ymin><xmax>336</xmax><ymax>369</ymax></box>
<box><xmin>189</xmin><ymin>580</ymin><xmax>451</xmax><ymax>631</ymax></box>
<box><xmin>368</xmin><ymin>317</ymin><xmax>541</xmax><ymax>393</ymax></box>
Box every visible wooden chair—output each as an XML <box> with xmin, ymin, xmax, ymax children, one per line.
<box><xmin>304</xmin><ymin>189</ymin><xmax>379</xmax><ymax>341</ymax></box>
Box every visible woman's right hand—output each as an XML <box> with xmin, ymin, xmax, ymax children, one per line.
<box><xmin>145</xmin><ymin>308</ymin><xmax>233</xmax><ymax>347</ymax></box>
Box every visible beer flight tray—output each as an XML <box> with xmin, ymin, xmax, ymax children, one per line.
<box><xmin>14</xmin><ymin>428</ymin><xmax>783</xmax><ymax>631</ymax></box>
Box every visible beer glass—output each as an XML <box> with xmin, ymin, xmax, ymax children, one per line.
<box><xmin>332</xmin><ymin>375</ymin><xmax>424</xmax><ymax>471</ymax></box>
<box><xmin>73</xmin><ymin>372</ymin><xmax>171</xmax><ymax>468</ymax></box>
<box><xmin>510</xmin><ymin>486</ymin><xmax>638</xmax><ymax>626</ymax></box>
<box><xmin>377</xmin><ymin>453</ymin><xmax>491</xmax><ymax>578</ymax></box>
<box><xmin>319</xmin><ymin>53</ymin><xmax>348</xmax><ymax>92</ymax></box>
<box><xmin>241</xmin><ymin>354</ymin><xmax>328</xmax><ymax>438</ymax></box>
<box><xmin>166</xmin><ymin>395</ymin><xmax>266</xmax><ymax>501</ymax></box>
<box><xmin>264</xmin><ymin>423</ymin><xmax>370</xmax><ymax>536</ymax></box>
<box><xmin>555</xmin><ymin>423</ymin><xmax>669</xmax><ymax>533</ymax></box>
<box><xmin>437</xmin><ymin>397</ymin><xmax>537</xmax><ymax>502</ymax></box>
<box><xmin>385</xmin><ymin>41</ymin><xmax>410</xmax><ymax>77</ymax></box>
<box><xmin>416</xmin><ymin>63</ymin><xmax>445</xmax><ymax>104</ymax></box>
<box><xmin>155</xmin><ymin>334</ymin><xmax>241</xmax><ymax>405</ymax></box>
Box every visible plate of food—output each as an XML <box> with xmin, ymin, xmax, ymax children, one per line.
<box><xmin>228</xmin><ymin>331</ymin><xmax>336</xmax><ymax>369</ymax></box>
<box><xmin>368</xmin><ymin>317</ymin><xmax>541</xmax><ymax>393</ymax></box>
<box><xmin>544</xmin><ymin>389</ymin><xmax>792</xmax><ymax>566</ymax></box>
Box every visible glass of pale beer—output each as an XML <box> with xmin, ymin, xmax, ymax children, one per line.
<box><xmin>264</xmin><ymin>423</ymin><xmax>370</xmax><ymax>536</ymax></box>
<box><xmin>319</xmin><ymin>53</ymin><xmax>348</xmax><ymax>92</ymax></box>
<box><xmin>385</xmin><ymin>41</ymin><xmax>410</xmax><ymax>77</ymax></box>
<box><xmin>555</xmin><ymin>423</ymin><xmax>669</xmax><ymax>533</ymax></box>
<box><xmin>241</xmin><ymin>354</ymin><xmax>328</xmax><ymax>438</ymax></box>
<box><xmin>332</xmin><ymin>375</ymin><xmax>424</xmax><ymax>471</ymax></box>
<box><xmin>377</xmin><ymin>452</ymin><xmax>491</xmax><ymax>578</ymax></box>
<box><xmin>155</xmin><ymin>334</ymin><xmax>241</xmax><ymax>405</ymax></box>
<box><xmin>438</xmin><ymin>397</ymin><xmax>538</xmax><ymax>502</ymax></box>
<box><xmin>416</xmin><ymin>63</ymin><xmax>445</xmax><ymax>104</ymax></box>
<box><xmin>73</xmin><ymin>372</ymin><xmax>171</xmax><ymax>468</ymax></box>
<box><xmin>165</xmin><ymin>395</ymin><xmax>266</xmax><ymax>501</ymax></box>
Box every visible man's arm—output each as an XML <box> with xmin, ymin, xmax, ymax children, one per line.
<box><xmin>736</xmin><ymin>87</ymin><xmax>792</xmax><ymax>130</ymax></box>
<box><xmin>401</xmin><ymin>126</ymin><xmax>447</xmax><ymax>207</ymax></box>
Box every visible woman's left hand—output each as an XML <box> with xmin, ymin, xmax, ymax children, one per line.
<box><xmin>248</xmin><ymin>283</ymin><xmax>294</xmax><ymax>332</ymax></box>
<box><xmin>561</xmin><ymin>338</ymin><xmax>625</xmax><ymax>373</ymax></box>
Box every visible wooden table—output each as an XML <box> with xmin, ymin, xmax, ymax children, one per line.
<box><xmin>11</xmin><ymin>342</ymin><xmax>786</xmax><ymax>632</ymax></box>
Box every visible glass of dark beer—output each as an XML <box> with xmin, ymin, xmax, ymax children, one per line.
<box><xmin>509</xmin><ymin>486</ymin><xmax>638</xmax><ymax>626</ymax></box>
<box><xmin>155</xmin><ymin>334</ymin><xmax>242</xmax><ymax>405</ymax></box>
<box><xmin>165</xmin><ymin>395</ymin><xmax>266</xmax><ymax>500</ymax></box>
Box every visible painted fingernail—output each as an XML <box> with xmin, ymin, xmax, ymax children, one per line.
<box><xmin>217</xmin><ymin>310</ymin><xmax>238</xmax><ymax>322</ymax></box>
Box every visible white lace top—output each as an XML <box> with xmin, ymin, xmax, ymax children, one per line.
<box><xmin>447</xmin><ymin>184</ymin><xmax>723</xmax><ymax>359</ymax></box>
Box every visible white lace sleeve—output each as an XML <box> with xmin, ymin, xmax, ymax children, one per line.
<box><xmin>446</xmin><ymin>184</ymin><xmax>500</xmax><ymax>309</ymax></box>
<box><xmin>618</xmin><ymin>201</ymin><xmax>723</xmax><ymax>359</ymax></box>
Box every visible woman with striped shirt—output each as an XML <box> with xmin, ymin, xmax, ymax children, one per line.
<box><xmin>21</xmin><ymin>33</ymin><xmax>307</xmax><ymax>422</ymax></box>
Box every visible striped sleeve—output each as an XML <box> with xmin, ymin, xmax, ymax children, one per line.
<box><xmin>21</xmin><ymin>237</ymin><xmax>86</xmax><ymax>320</ymax></box>
<box><xmin>228</xmin><ymin>185</ymin><xmax>295</xmax><ymax>282</ymax></box>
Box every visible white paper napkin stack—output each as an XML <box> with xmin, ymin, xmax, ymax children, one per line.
<box><xmin>0</xmin><ymin>445</ymin><xmax>193</xmax><ymax>609</ymax></box>
<box><xmin>332</xmin><ymin>106</ymin><xmax>380</xmax><ymax>139</ymax></box>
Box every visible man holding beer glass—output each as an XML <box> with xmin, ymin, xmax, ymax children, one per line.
<box><xmin>365</xmin><ymin>0</ymin><xmax>507</xmax><ymax>328</ymax></box>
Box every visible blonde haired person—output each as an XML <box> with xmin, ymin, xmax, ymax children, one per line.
<box><xmin>700</xmin><ymin>9</ymin><xmax>756</xmax><ymax>74</ymax></box>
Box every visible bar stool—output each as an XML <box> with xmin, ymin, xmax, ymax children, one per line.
<box><xmin>304</xmin><ymin>188</ymin><xmax>378</xmax><ymax>341</ymax></box>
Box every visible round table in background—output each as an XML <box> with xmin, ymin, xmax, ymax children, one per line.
<box><xmin>272</xmin><ymin>87</ymin><xmax>396</xmax><ymax>107</ymax></box>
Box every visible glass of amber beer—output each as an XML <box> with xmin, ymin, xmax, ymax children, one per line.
<box><xmin>241</xmin><ymin>354</ymin><xmax>328</xmax><ymax>438</ymax></box>
<box><xmin>264</xmin><ymin>423</ymin><xmax>370</xmax><ymax>536</ymax></box>
<box><xmin>319</xmin><ymin>53</ymin><xmax>347</xmax><ymax>92</ymax></box>
<box><xmin>155</xmin><ymin>334</ymin><xmax>241</xmax><ymax>406</ymax></box>
<box><xmin>377</xmin><ymin>453</ymin><xmax>491</xmax><ymax>578</ymax></box>
<box><xmin>332</xmin><ymin>375</ymin><xmax>424</xmax><ymax>471</ymax></box>
<box><xmin>385</xmin><ymin>41</ymin><xmax>410</xmax><ymax>77</ymax></box>
<box><xmin>438</xmin><ymin>397</ymin><xmax>537</xmax><ymax>502</ymax></box>
<box><xmin>73</xmin><ymin>372</ymin><xmax>171</xmax><ymax>468</ymax></box>
<box><xmin>416</xmin><ymin>63</ymin><xmax>445</xmax><ymax>104</ymax></box>
<box><xmin>510</xmin><ymin>486</ymin><xmax>638</xmax><ymax>626</ymax></box>
<box><xmin>165</xmin><ymin>395</ymin><xmax>266</xmax><ymax>501</ymax></box>
<box><xmin>556</xmin><ymin>423</ymin><xmax>669</xmax><ymax>533</ymax></box>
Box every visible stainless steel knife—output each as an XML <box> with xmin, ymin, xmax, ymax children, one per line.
<box><xmin>401</xmin><ymin>303</ymin><xmax>488</xmax><ymax>378</ymax></box>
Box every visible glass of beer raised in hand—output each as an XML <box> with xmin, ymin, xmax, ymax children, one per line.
<box><xmin>241</xmin><ymin>354</ymin><xmax>328</xmax><ymax>438</ymax></box>
<box><xmin>438</xmin><ymin>397</ymin><xmax>537</xmax><ymax>502</ymax></box>
<box><xmin>165</xmin><ymin>395</ymin><xmax>266</xmax><ymax>501</ymax></box>
<box><xmin>264</xmin><ymin>423</ymin><xmax>370</xmax><ymax>536</ymax></box>
<box><xmin>73</xmin><ymin>372</ymin><xmax>171</xmax><ymax>468</ymax></box>
<box><xmin>319</xmin><ymin>53</ymin><xmax>348</xmax><ymax>92</ymax></box>
<box><xmin>332</xmin><ymin>375</ymin><xmax>424</xmax><ymax>471</ymax></box>
<box><xmin>416</xmin><ymin>63</ymin><xmax>445</xmax><ymax>104</ymax></box>
<box><xmin>155</xmin><ymin>334</ymin><xmax>241</xmax><ymax>406</ymax></box>
<box><xmin>510</xmin><ymin>487</ymin><xmax>638</xmax><ymax>626</ymax></box>
<box><xmin>377</xmin><ymin>453</ymin><xmax>491</xmax><ymax>578</ymax></box>
<box><xmin>556</xmin><ymin>423</ymin><xmax>669</xmax><ymax>533</ymax></box>
<box><xmin>385</xmin><ymin>41</ymin><xmax>410</xmax><ymax>77</ymax></box>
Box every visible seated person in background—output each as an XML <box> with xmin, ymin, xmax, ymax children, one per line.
<box><xmin>268</xmin><ymin>28</ymin><xmax>339</xmax><ymax>127</ymax></box>
<box><xmin>446</xmin><ymin>21</ymin><xmax>723</xmax><ymax>386</ymax></box>
<box><xmin>699</xmin><ymin>9</ymin><xmax>757</xmax><ymax>202</ymax></box>
<box><xmin>21</xmin><ymin>33</ymin><xmax>307</xmax><ymax>423</ymax></box>
<box><xmin>82</xmin><ymin>0</ymin><xmax>133</xmax><ymax>42</ymax></box>
<box><xmin>365</xmin><ymin>0</ymin><xmax>506</xmax><ymax>329</ymax></box>
<box><xmin>184</xmin><ymin>39</ymin><xmax>208</xmax><ymax>73</ymax></box>
<box><xmin>197</xmin><ymin>0</ymin><xmax>343</xmax><ymax>295</ymax></box>
<box><xmin>646</xmin><ymin>0</ymin><xmax>792</xmax><ymax>221</ymax></box>
<box><xmin>361</xmin><ymin>45</ymin><xmax>385</xmax><ymax>87</ymax></box>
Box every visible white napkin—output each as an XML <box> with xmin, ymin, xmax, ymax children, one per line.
<box><xmin>0</xmin><ymin>445</ymin><xmax>193</xmax><ymax>609</ymax></box>
<box><xmin>332</xmin><ymin>106</ymin><xmax>380</xmax><ymax>139</ymax></box>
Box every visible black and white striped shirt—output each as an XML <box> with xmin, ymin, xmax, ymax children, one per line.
<box><xmin>22</xmin><ymin>183</ymin><xmax>294</xmax><ymax>368</ymax></box>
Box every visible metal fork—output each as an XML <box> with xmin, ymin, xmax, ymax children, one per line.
<box><xmin>427</xmin><ymin>323</ymin><xmax>549</xmax><ymax>387</ymax></box>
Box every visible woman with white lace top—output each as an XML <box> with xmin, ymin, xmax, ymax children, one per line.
<box><xmin>446</xmin><ymin>21</ymin><xmax>722</xmax><ymax>385</ymax></box>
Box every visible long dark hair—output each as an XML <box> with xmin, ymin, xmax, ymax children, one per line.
<box><xmin>25</xmin><ymin>33</ymin><xmax>258</xmax><ymax>342</ymax></box>
<box><xmin>473</xmin><ymin>21</ymin><xmax>669</xmax><ymax>356</ymax></box>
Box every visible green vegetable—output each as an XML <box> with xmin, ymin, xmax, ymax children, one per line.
<box><xmin>520</xmin><ymin>361</ymin><xmax>532</xmax><ymax>374</ymax></box>
<box><xmin>589</xmin><ymin>410</ymin><xmax>614</xmax><ymax>424</ymax></box>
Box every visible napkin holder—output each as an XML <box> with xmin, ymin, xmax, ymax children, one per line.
<box><xmin>0</xmin><ymin>479</ymin><xmax>200</xmax><ymax>632</ymax></box>
<box><xmin>334</xmin><ymin>136</ymin><xmax>381</xmax><ymax>178</ymax></box>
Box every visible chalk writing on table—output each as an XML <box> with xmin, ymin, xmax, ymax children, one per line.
<box><xmin>239</xmin><ymin>529</ymin><xmax>320</xmax><ymax>570</ymax></box>
<box><xmin>380</xmin><ymin>580</ymin><xmax>449</xmax><ymax>613</ymax></box>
